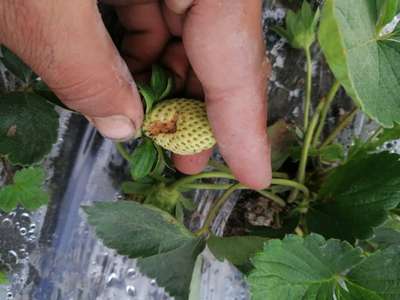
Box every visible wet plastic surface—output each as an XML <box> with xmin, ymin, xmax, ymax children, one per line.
<box><xmin>0</xmin><ymin>1</ymin><xmax>377</xmax><ymax>299</ymax></box>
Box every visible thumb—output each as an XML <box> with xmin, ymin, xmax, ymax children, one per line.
<box><xmin>0</xmin><ymin>0</ymin><xmax>143</xmax><ymax>141</ymax></box>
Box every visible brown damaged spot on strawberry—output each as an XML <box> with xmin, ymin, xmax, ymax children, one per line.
<box><xmin>148</xmin><ymin>114</ymin><xmax>178</xmax><ymax>136</ymax></box>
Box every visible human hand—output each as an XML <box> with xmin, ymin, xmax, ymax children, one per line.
<box><xmin>0</xmin><ymin>0</ymin><xmax>271</xmax><ymax>189</ymax></box>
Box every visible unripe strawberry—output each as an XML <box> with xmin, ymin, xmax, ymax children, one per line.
<box><xmin>143</xmin><ymin>99</ymin><xmax>216</xmax><ymax>155</ymax></box>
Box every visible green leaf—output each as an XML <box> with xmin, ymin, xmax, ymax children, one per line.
<box><xmin>175</xmin><ymin>201</ymin><xmax>184</xmax><ymax>223</ymax></box>
<box><xmin>0</xmin><ymin>167</ymin><xmax>49</xmax><ymax>212</ymax></box>
<box><xmin>274</xmin><ymin>1</ymin><xmax>320</xmax><ymax>50</ymax></box>
<box><xmin>137</xmin><ymin>83</ymin><xmax>156</xmax><ymax>114</ymax></box>
<box><xmin>151</xmin><ymin>144</ymin><xmax>167</xmax><ymax>177</ymax></box>
<box><xmin>376</xmin><ymin>0</ymin><xmax>399</xmax><ymax>33</ymax></box>
<box><xmin>0</xmin><ymin>46</ymin><xmax>34</xmax><ymax>83</ymax></box>
<box><xmin>268</xmin><ymin>120</ymin><xmax>297</xmax><ymax>170</ymax></box>
<box><xmin>348</xmin><ymin>245</ymin><xmax>400</xmax><ymax>299</ymax></box>
<box><xmin>337</xmin><ymin>281</ymin><xmax>383</xmax><ymax>300</ymax></box>
<box><xmin>144</xmin><ymin>184</ymin><xmax>181</xmax><ymax>212</ymax></box>
<box><xmin>208</xmin><ymin>235</ymin><xmax>268</xmax><ymax>273</ymax></box>
<box><xmin>32</xmin><ymin>80</ymin><xmax>72</xmax><ymax>111</ymax></box>
<box><xmin>369</xmin><ymin>218</ymin><xmax>400</xmax><ymax>249</ymax></box>
<box><xmin>150</xmin><ymin>65</ymin><xmax>173</xmax><ymax>101</ymax></box>
<box><xmin>121</xmin><ymin>181</ymin><xmax>154</xmax><ymax>196</ymax></box>
<box><xmin>138</xmin><ymin>237</ymin><xmax>205</xmax><ymax>300</ymax></box>
<box><xmin>318</xmin><ymin>0</ymin><xmax>400</xmax><ymax>127</ymax></box>
<box><xmin>248</xmin><ymin>234</ymin><xmax>364</xmax><ymax>300</ymax></box>
<box><xmin>85</xmin><ymin>201</ymin><xmax>205</xmax><ymax>300</ymax></box>
<box><xmin>307</xmin><ymin>152</ymin><xmax>400</xmax><ymax>242</ymax></box>
<box><xmin>129</xmin><ymin>138</ymin><xmax>157</xmax><ymax>180</ymax></box>
<box><xmin>84</xmin><ymin>201</ymin><xmax>193</xmax><ymax>257</ymax></box>
<box><xmin>0</xmin><ymin>92</ymin><xmax>59</xmax><ymax>165</ymax></box>
<box><xmin>0</xmin><ymin>269</ymin><xmax>8</xmax><ymax>285</ymax></box>
<box><xmin>319</xmin><ymin>143</ymin><xmax>345</xmax><ymax>162</ymax></box>
<box><xmin>290</xmin><ymin>143</ymin><xmax>344</xmax><ymax>163</ymax></box>
<box><xmin>188</xmin><ymin>255</ymin><xmax>202</xmax><ymax>300</ymax></box>
<box><xmin>179</xmin><ymin>194</ymin><xmax>196</xmax><ymax>211</ymax></box>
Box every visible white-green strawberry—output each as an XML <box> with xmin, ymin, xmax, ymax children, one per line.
<box><xmin>143</xmin><ymin>98</ymin><xmax>216</xmax><ymax>155</ymax></box>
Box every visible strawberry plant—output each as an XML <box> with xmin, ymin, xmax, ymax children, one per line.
<box><xmin>2</xmin><ymin>0</ymin><xmax>400</xmax><ymax>299</ymax></box>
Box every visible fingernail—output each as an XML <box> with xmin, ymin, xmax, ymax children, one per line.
<box><xmin>86</xmin><ymin>115</ymin><xmax>136</xmax><ymax>141</ymax></box>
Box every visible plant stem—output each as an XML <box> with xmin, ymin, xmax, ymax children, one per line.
<box><xmin>272</xmin><ymin>178</ymin><xmax>310</xmax><ymax>198</ymax></box>
<box><xmin>288</xmin><ymin>101</ymin><xmax>324</xmax><ymax>203</ymax></box>
<box><xmin>183</xmin><ymin>183</ymin><xmax>287</xmax><ymax>207</ymax></box>
<box><xmin>320</xmin><ymin>107</ymin><xmax>358</xmax><ymax>149</ymax></box>
<box><xmin>254</xmin><ymin>190</ymin><xmax>286</xmax><ymax>207</ymax></box>
<box><xmin>271</xmin><ymin>172</ymin><xmax>289</xmax><ymax>179</ymax></box>
<box><xmin>303</xmin><ymin>47</ymin><xmax>313</xmax><ymax>131</ymax></box>
<box><xmin>115</xmin><ymin>143</ymin><xmax>131</xmax><ymax>161</ymax></box>
<box><xmin>183</xmin><ymin>183</ymin><xmax>233</xmax><ymax>190</ymax></box>
<box><xmin>312</xmin><ymin>80</ymin><xmax>341</xmax><ymax>146</ymax></box>
<box><xmin>170</xmin><ymin>172</ymin><xmax>235</xmax><ymax>190</ymax></box>
<box><xmin>183</xmin><ymin>176</ymin><xmax>309</xmax><ymax>198</ymax></box>
<box><xmin>195</xmin><ymin>184</ymin><xmax>240</xmax><ymax>236</ymax></box>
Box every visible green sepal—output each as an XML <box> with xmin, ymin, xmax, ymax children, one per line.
<box><xmin>129</xmin><ymin>138</ymin><xmax>157</xmax><ymax>180</ymax></box>
<box><xmin>151</xmin><ymin>65</ymin><xmax>173</xmax><ymax>101</ymax></box>
<box><xmin>137</xmin><ymin>83</ymin><xmax>157</xmax><ymax>114</ymax></box>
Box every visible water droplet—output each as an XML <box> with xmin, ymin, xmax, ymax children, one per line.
<box><xmin>29</xmin><ymin>223</ymin><xmax>36</xmax><ymax>230</ymax></box>
<box><xmin>150</xmin><ymin>279</ymin><xmax>157</xmax><ymax>286</ymax></box>
<box><xmin>2</xmin><ymin>218</ymin><xmax>12</xmax><ymax>226</ymax></box>
<box><xmin>19</xmin><ymin>228</ymin><xmax>27</xmax><ymax>236</ymax></box>
<box><xmin>21</xmin><ymin>213</ymin><xmax>30</xmax><ymax>221</ymax></box>
<box><xmin>127</xmin><ymin>268</ymin><xmax>136</xmax><ymax>278</ymax></box>
<box><xmin>7</xmin><ymin>250</ymin><xmax>18</xmax><ymax>263</ymax></box>
<box><xmin>126</xmin><ymin>285</ymin><xmax>136</xmax><ymax>297</ymax></box>
<box><xmin>7</xmin><ymin>292</ymin><xmax>13</xmax><ymax>299</ymax></box>
<box><xmin>106</xmin><ymin>273</ymin><xmax>118</xmax><ymax>286</ymax></box>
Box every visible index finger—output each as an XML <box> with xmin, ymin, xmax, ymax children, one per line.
<box><xmin>182</xmin><ymin>0</ymin><xmax>271</xmax><ymax>189</ymax></box>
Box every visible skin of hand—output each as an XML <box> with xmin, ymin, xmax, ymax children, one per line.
<box><xmin>0</xmin><ymin>0</ymin><xmax>271</xmax><ymax>189</ymax></box>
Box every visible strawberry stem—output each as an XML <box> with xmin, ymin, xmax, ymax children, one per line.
<box><xmin>195</xmin><ymin>183</ymin><xmax>240</xmax><ymax>236</ymax></box>
<box><xmin>182</xmin><ymin>183</ymin><xmax>286</xmax><ymax>207</ymax></box>
<box><xmin>170</xmin><ymin>172</ymin><xmax>236</xmax><ymax>190</ymax></box>
<box><xmin>319</xmin><ymin>107</ymin><xmax>358</xmax><ymax>149</ymax></box>
<box><xmin>303</xmin><ymin>47</ymin><xmax>313</xmax><ymax>131</ymax></box>
<box><xmin>312</xmin><ymin>80</ymin><xmax>341</xmax><ymax>147</ymax></box>
<box><xmin>288</xmin><ymin>99</ymin><xmax>324</xmax><ymax>203</ymax></box>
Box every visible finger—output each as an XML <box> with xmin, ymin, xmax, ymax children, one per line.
<box><xmin>1</xmin><ymin>0</ymin><xmax>143</xmax><ymax>141</ymax></box>
<box><xmin>161</xmin><ymin>42</ymin><xmax>189</xmax><ymax>92</ymax></box>
<box><xmin>162</xmin><ymin>2</ymin><xmax>184</xmax><ymax>36</ymax></box>
<box><xmin>116</xmin><ymin>1</ymin><xmax>169</xmax><ymax>74</ymax></box>
<box><xmin>172</xmin><ymin>148</ymin><xmax>213</xmax><ymax>175</ymax></box>
<box><xmin>164</xmin><ymin>0</ymin><xmax>194</xmax><ymax>14</ymax></box>
<box><xmin>185</xmin><ymin>68</ymin><xmax>204</xmax><ymax>99</ymax></box>
<box><xmin>183</xmin><ymin>0</ymin><xmax>271</xmax><ymax>189</ymax></box>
